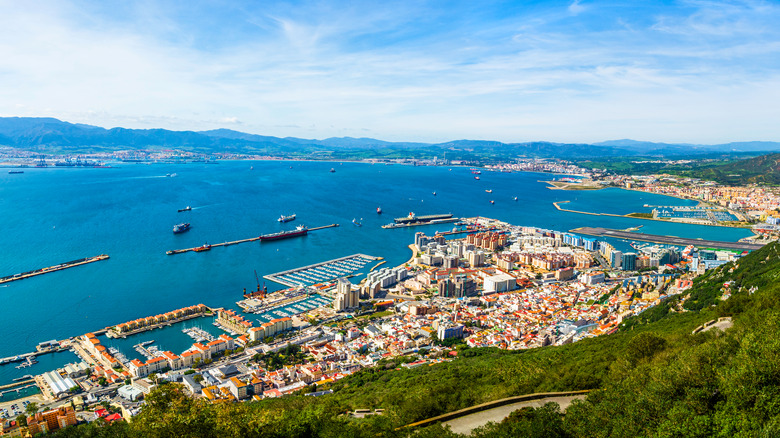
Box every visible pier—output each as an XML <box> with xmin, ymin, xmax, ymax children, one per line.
<box><xmin>165</xmin><ymin>224</ymin><xmax>339</xmax><ymax>255</ymax></box>
<box><xmin>570</xmin><ymin>227</ymin><xmax>765</xmax><ymax>251</ymax></box>
<box><xmin>265</xmin><ymin>253</ymin><xmax>382</xmax><ymax>287</ymax></box>
<box><xmin>0</xmin><ymin>254</ymin><xmax>109</xmax><ymax>285</ymax></box>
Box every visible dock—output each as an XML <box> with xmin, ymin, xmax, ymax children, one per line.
<box><xmin>0</xmin><ymin>254</ymin><xmax>109</xmax><ymax>285</ymax></box>
<box><xmin>570</xmin><ymin>227</ymin><xmax>765</xmax><ymax>251</ymax></box>
<box><xmin>165</xmin><ymin>224</ymin><xmax>340</xmax><ymax>255</ymax></box>
<box><xmin>265</xmin><ymin>253</ymin><xmax>382</xmax><ymax>287</ymax></box>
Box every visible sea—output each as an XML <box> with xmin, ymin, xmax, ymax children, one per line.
<box><xmin>0</xmin><ymin>160</ymin><xmax>752</xmax><ymax>392</ymax></box>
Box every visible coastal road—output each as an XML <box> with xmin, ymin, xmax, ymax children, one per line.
<box><xmin>442</xmin><ymin>394</ymin><xmax>587</xmax><ymax>435</ymax></box>
<box><xmin>571</xmin><ymin>227</ymin><xmax>764</xmax><ymax>251</ymax></box>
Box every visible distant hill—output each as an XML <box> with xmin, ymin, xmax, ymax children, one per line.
<box><xmin>680</xmin><ymin>152</ymin><xmax>780</xmax><ymax>185</ymax></box>
<box><xmin>1</xmin><ymin>117</ymin><xmax>779</xmax><ymax>160</ymax></box>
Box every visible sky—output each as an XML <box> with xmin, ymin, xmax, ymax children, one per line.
<box><xmin>1</xmin><ymin>0</ymin><xmax>779</xmax><ymax>144</ymax></box>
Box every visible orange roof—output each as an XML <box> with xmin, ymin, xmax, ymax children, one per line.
<box><xmin>146</xmin><ymin>357</ymin><xmax>166</xmax><ymax>364</ymax></box>
<box><xmin>130</xmin><ymin>359</ymin><xmax>144</xmax><ymax>367</ymax></box>
<box><xmin>182</xmin><ymin>351</ymin><xmax>199</xmax><ymax>358</ymax></box>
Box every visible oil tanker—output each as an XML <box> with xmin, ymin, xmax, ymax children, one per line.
<box><xmin>259</xmin><ymin>226</ymin><xmax>308</xmax><ymax>242</ymax></box>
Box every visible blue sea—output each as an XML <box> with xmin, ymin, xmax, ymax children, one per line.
<box><xmin>0</xmin><ymin>161</ymin><xmax>752</xmax><ymax>386</ymax></box>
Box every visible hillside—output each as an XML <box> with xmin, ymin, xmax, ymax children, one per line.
<box><xmin>678</xmin><ymin>152</ymin><xmax>780</xmax><ymax>185</ymax></box>
<box><xmin>48</xmin><ymin>242</ymin><xmax>780</xmax><ymax>437</ymax></box>
<box><xmin>2</xmin><ymin>117</ymin><xmax>780</xmax><ymax>161</ymax></box>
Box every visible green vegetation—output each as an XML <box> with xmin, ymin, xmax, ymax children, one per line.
<box><xmin>579</xmin><ymin>152</ymin><xmax>780</xmax><ymax>186</ymax></box>
<box><xmin>50</xmin><ymin>243</ymin><xmax>780</xmax><ymax>437</ymax></box>
<box><xmin>625</xmin><ymin>212</ymin><xmax>653</xmax><ymax>219</ymax></box>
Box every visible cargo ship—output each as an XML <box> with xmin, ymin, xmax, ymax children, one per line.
<box><xmin>260</xmin><ymin>225</ymin><xmax>308</xmax><ymax>242</ymax></box>
<box><xmin>173</xmin><ymin>223</ymin><xmax>191</xmax><ymax>234</ymax></box>
<box><xmin>394</xmin><ymin>212</ymin><xmax>453</xmax><ymax>225</ymax></box>
<box><xmin>278</xmin><ymin>213</ymin><xmax>296</xmax><ymax>223</ymax></box>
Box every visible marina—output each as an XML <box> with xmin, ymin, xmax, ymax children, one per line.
<box><xmin>264</xmin><ymin>253</ymin><xmax>382</xmax><ymax>288</ymax></box>
<box><xmin>0</xmin><ymin>255</ymin><xmax>109</xmax><ymax>285</ymax></box>
<box><xmin>165</xmin><ymin>224</ymin><xmax>339</xmax><ymax>255</ymax></box>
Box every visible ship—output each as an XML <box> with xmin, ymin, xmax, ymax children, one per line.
<box><xmin>474</xmin><ymin>176</ymin><xmax>480</xmax><ymax>180</ymax></box>
<box><xmin>485</xmin><ymin>189</ymin><xmax>492</xmax><ymax>193</ymax></box>
<box><xmin>278</xmin><ymin>213</ymin><xmax>296</xmax><ymax>223</ymax></box>
<box><xmin>376</xmin><ymin>207</ymin><xmax>382</xmax><ymax>214</ymax></box>
<box><xmin>330</xmin><ymin>168</ymin><xmax>335</xmax><ymax>173</ymax></box>
<box><xmin>178</xmin><ymin>206</ymin><xmax>192</xmax><ymax>212</ymax></box>
<box><xmin>352</xmin><ymin>218</ymin><xmax>362</xmax><ymax>227</ymax></box>
<box><xmin>259</xmin><ymin>225</ymin><xmax>308</xmax><ymax>242</ymax></box>
<box><xmin>394</xmin><ymin>212</ymin><xmax>453</xmax><ymax>225</ymax></box>
<box><xmin>173</xmin><ymin>223</ymin><xmax>191</xmax><ymax>234</ymax></box>
<box><xmin>194</xmin><ymin>244</ymin><xmax>212</xmax><ymax>252</ymax></box>
<box><xmin>8</xmin><ymin>171</ymin><xmax>23</xmax><ymax>174</ymax></box>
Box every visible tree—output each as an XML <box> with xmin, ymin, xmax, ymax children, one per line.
<box><xmin>25</xmin><ymin>402</ymin><xmax>38</xmax><ymax>416</ymax></box>
<box><xmin>193</xmin><ymin>374</ymin><xmax>204</xmax><ymax>383</ymax></box>
<box><xmin>98</xmin><ymin>377</ymin><xmax>108</xmax><ymax>386</ymax></box>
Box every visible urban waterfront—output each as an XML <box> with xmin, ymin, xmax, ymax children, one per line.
<box><xmin>0</xmin><ymin>161</ymin><xmax>753</xmax><ymax>387</ymax></box>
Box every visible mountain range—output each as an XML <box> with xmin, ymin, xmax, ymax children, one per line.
<box><xmin>1</xmin><ymin>117</ymin><xmax>779</xmax><ymax>159</ymax></box>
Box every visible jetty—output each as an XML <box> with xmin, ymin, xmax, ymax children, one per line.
<box><xmin>0</xmin><ymin>255</ymin><xmax>109</xmax><ymax>285</ymax></box>
<box><xmin>265</xmin><ymin>254</ymin><xmax>382</xmax><ymax>287</ymax></box>
<box><xmin>165</xmin><ymin>224</ymin><xmax>339</xmax><ymax>255</ymax></box>
<box><xmin>570</xmin><ymin>227</ymin><xmax>765</xmax><ymax>251</ymax></box>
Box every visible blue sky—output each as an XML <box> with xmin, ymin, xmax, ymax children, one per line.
<box><xmin>1</xmin><ymin>0</ymin><xmax>779</xmax><ymax>143</ymax></box>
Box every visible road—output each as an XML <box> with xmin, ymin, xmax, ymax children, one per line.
<box><xmin>442</xmin><ymin>394</ymin><xmax>587</xmax><ymax>435</ymax></box>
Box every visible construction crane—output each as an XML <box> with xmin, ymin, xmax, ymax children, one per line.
<box><xmin>254</xmin><ymin>270</ymin><xmax>267</xmax><ymax>298</ymax></box>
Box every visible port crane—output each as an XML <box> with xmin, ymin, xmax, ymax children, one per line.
<box><xmin>244</xmin><ymin>269</ymin><xmax>268</xmax><ymax>299</ymax></box>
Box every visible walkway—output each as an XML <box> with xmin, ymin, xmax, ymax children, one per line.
<box><xmin>443</xmin><ymin>394</ymin><xmax>586</xmax><ymax>435</ymax></box>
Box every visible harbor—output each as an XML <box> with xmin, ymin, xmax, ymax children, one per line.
<box><xmin>571</xmin><ymin>227</ymin><xmax>765</xmax><ymax>251</ymax></box>
<box><xmin>0</xmin><ymin>255</ymin><xmax>109</xmax><ymax>285</ymax></box>
<box><xmin>263</xmin><ymin>253</ymin><xmax>382</xmax><ymax>288</ymax></box>
<box><xmin>165</xmin><ymin>224</ymin><xmax>340</xmax><ymax>255</ymax></box>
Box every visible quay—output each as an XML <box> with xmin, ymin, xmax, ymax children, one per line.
<box><xmin>0</xmin><ymin>254</ymin><xmax>109</xmax><ymax>285</ymax></box>
<box><xmin>265</xmin><ymin>253</ymin><xmax>382</xmax><ymax>287</ymax></box>
<box><xmin>570</xmin><ymin>227</ymin><xmax>765</xmax><ymax>251</ymax></box>
<box><xmin>165</xmin><ymin>224</ymin><xmax>339</xmax><ymax>255</ymax></box>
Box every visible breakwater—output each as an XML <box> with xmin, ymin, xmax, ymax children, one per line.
<box><xmin>0</xmin><ymin>255</ymin><xmax>109</xmax><ymax>285</ymax></box>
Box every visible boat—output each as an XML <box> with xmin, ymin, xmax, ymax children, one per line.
<box><xmin>178</xmin><ymin>206</ymin><xmax>192</xmax><ymax>212</ymax></box>
<box><xmin>330</xmin><ymin>168</ymin><xmax>335</xmax><ymax>173</ymax></box>
<box><xmin>514</xmin><ymin>197</ymin><xmax>518</xmax><ymax>201</ymax></box>
<box><xmin>485</xmin><ymin>189</ymin><xmax>492</xmax><ymax>193</ymax></box>
<box><xmin>194</xmin><ymin>244</ymin><xmax>212</xmax><ymax>252</ymax></box>
<box><xmin>376</xmin><ymin>207</ymin><xmax>382</xmax><ymax>214</ymax></box>
<box><xmin>173</xmin><ymin>223</ymin><xmax>191</xmax><ymax>234</ymax></box>
<box><xmin>474</xmin><ymin>176</ymin><xmax>480</xmax><ymax>180</ymax></box>
<box><xmin>259</xmin><ymin>226</ymin><xmax>308</xmax><ymax>242</ymax></box>
<box><xmin>352</xmin><ymin>218</ymin><xmax>362</xmax><ymax>227</ymax></box>
<box><xmin>432</xmin><ymin>191</ymin><xmax>437</xmax><ymax>196</ymax></box>
<box><xmin>8</xmin><ymin>171</ymin><xmax>23</xmax><ymax>174</ymax></box>
<box><xmin>278</xmin><ymin>213</ymin><xmax>296</xmax><ymax>223</ymax></box>
<box><xmin>490</xmin><ymin>200</ymin><xmax>495</xmax><ymax>204</ymax></box>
